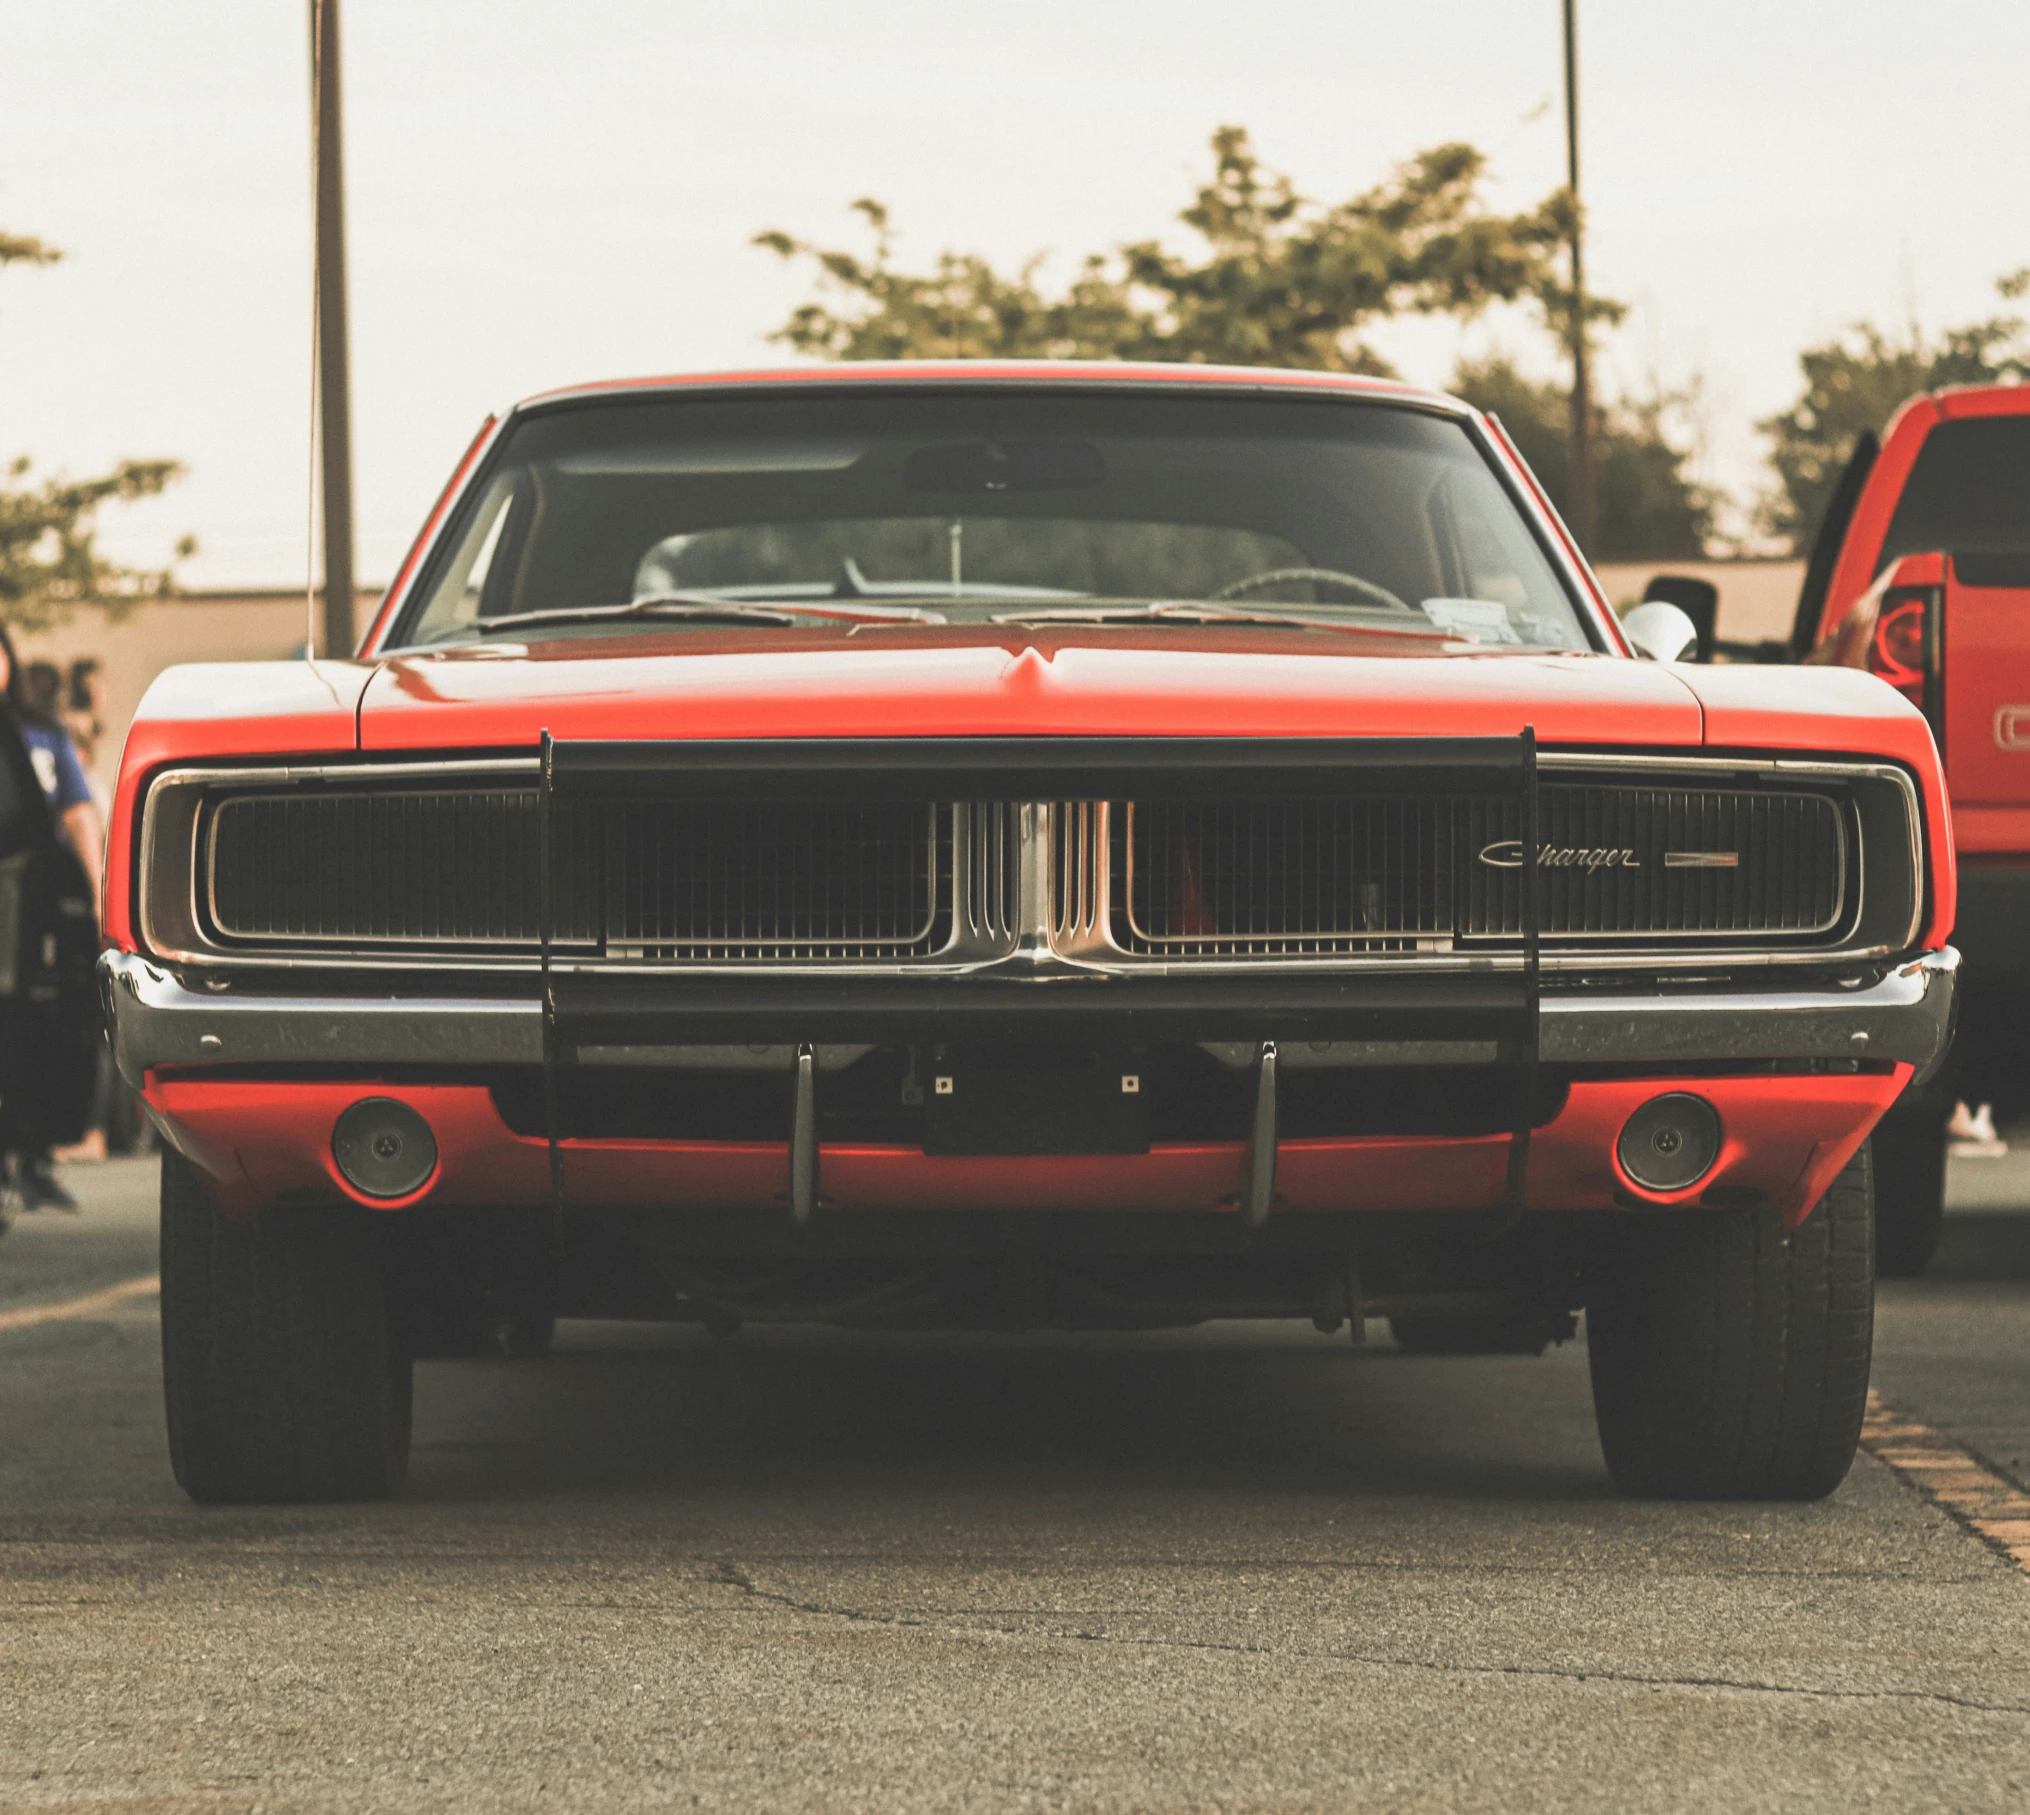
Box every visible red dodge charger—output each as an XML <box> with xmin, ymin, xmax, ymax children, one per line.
<box><xmin>101</xmin><ymin>363</ymin><xmax>1959</xmax><ymax>1505</ymax></box>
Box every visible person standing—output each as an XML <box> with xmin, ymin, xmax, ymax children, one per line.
<box><xmin>0</xmin><ymin>626</ymin><xmax>100</xmax><ymax>1209</ymax></box>
<box><xmin>17</xmin><ymin>657</ymin><xmax>101</xmax><ymax>906</ymax></box>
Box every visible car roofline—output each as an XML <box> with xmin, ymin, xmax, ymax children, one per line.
<box><xmin>508</xmin><ymin>360</ymin><xmax>1471</xmax><ymax>420</ymax></box>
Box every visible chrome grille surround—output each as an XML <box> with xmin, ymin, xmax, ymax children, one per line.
<box><xmin>138</xmin><ymin>753</ymin><xmax>1921</xmax><ymax>975</ymax></box>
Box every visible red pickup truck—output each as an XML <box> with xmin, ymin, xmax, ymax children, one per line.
<box><xmin>1798</xmin><ymin>382</ymin><xmax>2030</xmax><ymax>1272</ymax></box>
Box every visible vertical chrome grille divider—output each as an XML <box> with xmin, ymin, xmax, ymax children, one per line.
<box><xmin>1500</xmin><ymin>726</ymin><xmax>1540</xmax><ymax>1228</ymax></box>
<box><xmin>539</xmin><ymin>729</ymin><xmax>564</xmax><ymax>1239</ymax></box>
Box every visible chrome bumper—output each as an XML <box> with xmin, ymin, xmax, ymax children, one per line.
<box><xmin>102</xmin><ymin>948</ymin><xmax>1961</xmax><ymax>1089</ymax></box>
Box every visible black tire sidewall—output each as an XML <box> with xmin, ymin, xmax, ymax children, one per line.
<box><xmin>160</xmin><ymin>1151</ymin><xmax>411</xmax><ymax>1504</ymax></box>
<box><xmin>1587</xmin><ymin>1142</ymin><xmax>1875</xmax><ymax>1501</ymax></box>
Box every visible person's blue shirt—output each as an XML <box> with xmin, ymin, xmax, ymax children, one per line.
<box><xmin>22</xmin><ymin>722</ymin><xmax>91</xmax><ymax>814</ymax></box>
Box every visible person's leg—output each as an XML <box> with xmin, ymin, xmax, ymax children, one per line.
<box><xmin>22</xmin><ymin>1150</ymin><xmax>78</xmax><ymax>1212</ymax></box>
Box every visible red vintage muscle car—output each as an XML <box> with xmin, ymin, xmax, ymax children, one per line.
<box><xmin>101</xmin><ymin>363</ymin><xmax>1958</xmax><ymax>1506</ymax></box>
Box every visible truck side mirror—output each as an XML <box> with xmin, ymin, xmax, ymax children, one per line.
<box><xmin>1641</xmin><ymin>575</ymin><xmax>1719</xmax><ymax>662</ymax></box>
<box><xmin>1621</xmin><ymin>600</ymin><xmax>1700</xmax><ymax>663</ymax></box>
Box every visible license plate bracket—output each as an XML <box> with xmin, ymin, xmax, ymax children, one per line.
<box><xmin>921</xmin><ymin>1044</ymin><xmax>1150</xmax><ymax>1156</ymax></box>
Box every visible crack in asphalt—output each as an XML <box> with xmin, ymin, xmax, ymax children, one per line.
<box><xmin>0</xmin><ymin>1531</ymin><xmax>1992</xmax><ymax>1589</ymax></box>
<box><xmin>709</xmin><ymin>1561</ymin><xmax>2030</xmax><ymax>1716</ymax></box>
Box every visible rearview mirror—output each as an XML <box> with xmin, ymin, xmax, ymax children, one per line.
<box><xmin>1621</xmin><ymin>600</ymin><xmax>1700</xmax><ymax>663</ymax></box>
<box><xmin>905</xmin><ymin>440</ymin><xmax>1106</xmax><ymax>493</ymax></box>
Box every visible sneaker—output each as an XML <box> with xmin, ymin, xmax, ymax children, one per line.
<box><xmin>22</xmin><ymin>1160</ymin><xmax>79</xmax><ymax>1212</ymax></box>
<box><xmin>1948</xmin><ymin>1100</ymin><xmax>2009</xmax><ymax>1159</ymax></box>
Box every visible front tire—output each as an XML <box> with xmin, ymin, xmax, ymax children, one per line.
<box><xmin>160</xmin><ymin>1151</ymin><xmax>412</xmax><ymax>1504</ymax></box>
<box><xmin>1586</xmin><ymin>1142</ymin><xmax>1874</xmax><ymax>1500</ymax></box>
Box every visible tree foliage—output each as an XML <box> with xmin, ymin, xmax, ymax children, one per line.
<box><xmin>1452</xmin><ymin>355</ymin><xmax>1712</xmax><ymax>561</ymax></box>
<box><xmin>1</xmin><ymin>223</ymin><xmax>190</xmax><ymax>629</ymax></box>
<box><xmin>1760</xmin><ymin>271</ymin><xmax>2030</xmax><ymax>553</ymax></box>
<box><xmin>757</xmin><ymin>128</ymin><xmax>1574</xmax><ymax>373</ymax></box>
<box><xmin>0</xmin><ymin>457</ymin><xmax>193</xmax><ymax>631</ymax></box>
<box><xmin>758</xmin><ymin>128</ymin><xmax>1712</xmax><ymax>557</ymax></box>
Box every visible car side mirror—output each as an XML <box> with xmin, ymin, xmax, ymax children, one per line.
<box><xmin>1641</xmin><ymin>574</ymin><xmax>1719</xmax><ymax>662</ymax></box>
<box><xmin>1621</xmin><ymin>600</ymin><xmax>1700</xmax><ymax>663</ymax></box>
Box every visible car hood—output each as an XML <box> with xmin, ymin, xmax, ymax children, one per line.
<box><xmin>356</xmin><ymin>629</ymin><xmax>1707</xmax><ymax>751</ymax></box>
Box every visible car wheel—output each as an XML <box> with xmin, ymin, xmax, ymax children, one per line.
<box><xmin>1389</xmin><ymin>1312</ymin><xmax>1554</xmax><ymax>1356</ymax></box>
<box><xmin>1586</xmin><ymin>1142</ymin><xmax>1873</xmax><ymax>1501</ymax></box>
<box><xmin>1870</xmin><ymin>1108</ymin><xmax>1947</xmax><ymax>1278</ymax></box>
<box><xmin>160</xmin><ymin>1150</ymin><xmax>412</xmax><ymax>1504</ymax></box>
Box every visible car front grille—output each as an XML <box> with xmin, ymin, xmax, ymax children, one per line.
<box><xmin>189</xmin><ymin>765</ymin><xmax>1864</xmax><ymax>968</ymax></box>
<box><xmin>1117</xmin><ymin>798</ymin><xmax>1458</xmax><ymax>957</ymax></box>
<box><xmin>1457</xmin><ymin>784</ymin><xmax>1846</xmax><ymax>940</ymax></box>
<box><xmin>1107</xmin><ymin>786</ymin><xmax>1843</xmax><ymax>957</ymax></box>
<box><xmin>209</xmin><ymin>792</ymin><xmax>948</xmax><ymax>960</ymax></box>
<box><xmin>601</xmin><ymin>801</ymin><xmax>944</xmax><ymax>959</ymax></box>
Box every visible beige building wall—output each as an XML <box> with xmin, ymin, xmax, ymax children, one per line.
<box><xmin>1593</xmin><ymin>559</ymin><xmax>1805</xmax><ymax>646</ymax></box>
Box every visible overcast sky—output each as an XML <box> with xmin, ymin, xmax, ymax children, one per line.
<box><xmin>2</xmin><ymin>0</ymin><xmax>2026</xmax><ymax>587</ymax></box>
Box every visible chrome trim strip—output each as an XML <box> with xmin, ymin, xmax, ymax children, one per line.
<box><xmin>100</xmin><ymin>947</ymin><xmax>1960</xmax><ymax>1088</ymax></box>
<box><xmin>139</xmin><ymin>759</ymin><xmax>545</xmax><ymax>968</ymax></box>
<box><xmin>103</xmin><ymin>950</ymin><xmax>544</xmax><ymax>1085</ymax></box>
<box><xmin>1197</xmin><ymin>1039</ymin><xmax>1501</xmax><ymax>1069</ymax></box>
<box><xmin>1539</xmin><ymin>948</ymin><xmax>1957</xmax><ymax>1077</ymax></box>
<box><xmin>1543</xmin><ymin>751</ymin><xmax>1922</xmax><ymax>954</ymax></box>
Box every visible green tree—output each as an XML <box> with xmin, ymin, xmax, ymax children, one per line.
<box><xmin>757</xmin><ymin>128</ymin><xmax>1572</xmax><ymax>374</ymax></box>
<box><xmin>759</xmin><ymin>128</ymin><xmax>1710</xmax><ymax>557</ymax></box>
<box><xmin>1452</xmin><ymin>354</ymin><xmax>1712</xmax><ymax>560</ymax></box>
<box><xmin>1</xmin><ymin>225</ymin><xmax>191</xmax><ymax>630</ymax></box>
<box><xmin>1760</xmin><ymin>271</ymin><xmax>2030</xmax><ymax>553</ymax></box>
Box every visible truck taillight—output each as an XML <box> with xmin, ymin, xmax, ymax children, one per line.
<box><xmin>1867</xmin><ymin>585</ymin><xmax>1942</xmax><ymax>730</ymax></box>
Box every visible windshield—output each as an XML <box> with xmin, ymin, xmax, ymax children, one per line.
<box><xmin>395</xmin><ymin>389</ymin><xmax>1596</xmax><ymax>651</ymax></box>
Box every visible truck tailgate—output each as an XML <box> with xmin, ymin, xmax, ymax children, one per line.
<box><xmin>1946</xmin><ymin>553</ymin><xmax>2030</xmax><ymax>813</ymax></box>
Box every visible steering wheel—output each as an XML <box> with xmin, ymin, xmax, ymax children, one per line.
<box><xmin>1210</xmin><ymin>566</ymin><xmax>1412</xmax><ymax>614</ymax></box>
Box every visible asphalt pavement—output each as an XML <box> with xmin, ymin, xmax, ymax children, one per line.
<box><xmin>2</xmin><ymin>1149</ymin><xmax>2027</xmax><ymax>1813</ymax></box>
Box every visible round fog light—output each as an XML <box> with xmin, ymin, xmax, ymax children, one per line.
<box><xmin>332</xmin><ymin>1097</ymin><xmax>438</xmax><ymax>1198</ymax></box>
<box><xmin>1617</xmin><ymin>1093</ymin><xmax>1721</xmax><ymax>1193</ymax></box>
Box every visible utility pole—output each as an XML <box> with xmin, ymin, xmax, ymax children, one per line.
<box><xmin>1562</xmin><ymin>0</ymin><xmax>1595</xmax><ymax>554</ymax></box>
<box><xmin>311</xmin><ymin>0</ymin><xmax>356</xmax><ymax>656</ymax></box>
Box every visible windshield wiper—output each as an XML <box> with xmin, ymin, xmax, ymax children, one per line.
<box><xmin>470</xmin><ymin>593</ymin><xmax>944</xmax><ymax>635</ymax></box>
<box><xmin>994</xmin><ymin>601</ymin><xmax>1448</xmax><ymax>635</ymax></box>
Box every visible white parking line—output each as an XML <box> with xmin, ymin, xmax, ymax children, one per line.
<box><xmin>0</xmin><ymin>1273</ymin><xmax>160</xmax><ymax>1334</ymax></box>
<box><xmin>1862</xmin><ymin>1390</ymin><xmax>2030</xmax><ymax>1574</ymax></box>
